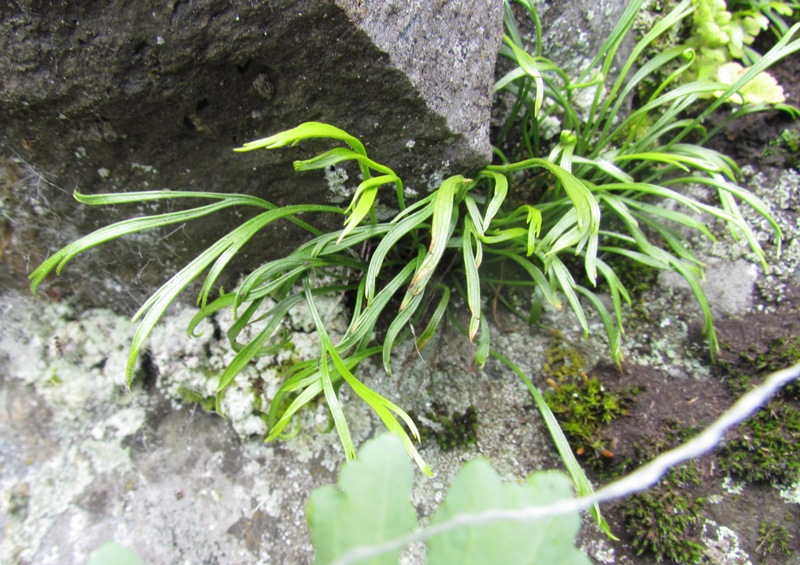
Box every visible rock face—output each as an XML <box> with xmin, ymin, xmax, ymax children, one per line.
<box><xmin>0</xmin><ymin>0</ymin><xmax>503</xmax><ymax>308</ymax></box>
<box><xmin>536</xmin><ymin>0</ymin><xmax>632</xmax><ymax>69</ymax></box>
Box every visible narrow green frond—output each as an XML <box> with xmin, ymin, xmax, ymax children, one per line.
<box><xmin>549</xmin><ymin>255</ymin><xmax>589</xmax><ymax>337</ymax></box>
<box><xmin>339</xmin><ymin>186</ymin><xmax>378</xmax><ymax>244</ymax></box>
<box><xmin>344</xmin><ymin>261</ymin><xmax>417</xmax><ymax>349</ymax></box>
<box><xmin>301</xmin><ymin>279</ymin><xmax>430</xmax><ymax>474</ymax></box>
<box><xmin>328</xmin><ymin>345</ymin><xmax>431</xmax><ymax>475</ymax></box>
<box><xmin>383</xmin><ymin>292</ymin><xmax>424</xmax><ymax>375</ymax></box>
<box><xmin>596</xmin><ymin>257</ymin><xmax>631</xmax><ymax>330</ymax></box>
<box><xmin>598</xmin><ymin>246</ymin><xmax>668</xmax><ymax>270</ymax></box>
<box><xmin>74</xmin><ymin>189</ymin><xmax>273</xmax><ymax>208</ymax></box>
<box><xmin>364</xmin><ymin>202</ymin><xmax>434</xmax><ymax>303</ymax></box>
<box><xmin>474</xmin><ymin>315</ymin><xmax>491</xmax><ymax>369</ymax></box>
<box><xmin>503</xmin><ymin>35</ymin><xmax>544</xmax><ymax>115</ymax></box>
<box><xmin>406</xmin><ymin>176</ymin><xmax>465</xmax><ymax>299</ymax></box>
<box><xmin>218</xmin><ymin>293</ymin><xmax>304</xmax><ymax>392</ymax></box>
<box><xmin>611</xmin><ymin>151</ymin><xmax>717</xmax><ymax>173</ymax></box>
<box><xmin>479</xmin><ymin>171</ymin><xmax>509</xmax><ymax>232</ymax></box>
<box><xmin>187</xmin><ymin>291</ymin><xmax>238</xmax><ymax>338</ymax></box>
<box><xmin>477</xmin><ymin>227</ymin><xmax>528</xmax><ymax>245</ymax></box>
<box><xmin>488</xmin><ymin>248</ymin><xmax>563</xmax><ymax>310</ymax></box>
<box><xmin>30</xmin><ymin>199</ymin><xmax>242</xmax><ymax>295</ymax></box>
<box><xmin>267</xmin><ymin>381</ymin><xmax>325</xmax><ymax>440</ymax></box>
<box><xmin>414</xmin><ymin>285</ymin><xmax>451</xmax><ymax>351</ymax></box>
<box><xmin>235</xmin><ymin>122</ymin><xmax>367</xmax><ymax>155</ymax></box>
<box><xmin>464</xmin><ymin>195</ymin><xmax>486</xmax><ymax>237</ymax></box>
<box><xmin>664</xmin><ymin>175</ymin><xmax>782</xmax><ymax>252</ymax></box>
<box><xmin>718</xmin><ymin>190</ymin><xmax>768</xmax><ymax>268</ymax></box>
<box><xmin>488</xmin><ymin>159</ymin><xmax>600</xmax><ymax>239</ymax></box>
<box><xmin>462</xmin><ymin>219</ymin><xmax>482</xmax><ymax>341</ymax></box>
<box><xmin>524</xmin><ymin>205</ymin><xmax>543</xmax><ymax>256</ymax></box>
<box><xmin>575</xmin><ymin>286</ymin><xmax>622</xmax><ymax>365</ymax></box>
<box><xmin>667</xmin><ymin>262</ymin><xmax>719</xmax><ymax>356</ymax></box>
<box><xmin>490</xmin><ymin>350</ymin><xmax>615</xmax><ymax>538</ymax></box>
<box><xmin>198</xmin><ymin>204</ymin><xmax>341</xmax><ymax>308</ymax></box>
<box><xmin>320</xmin><ymin>353</ymin><xmax>357</xmax><ymax>461</ymax></box>
<box><xmin>293</xmin><ymin>147</ymin><xmax>394</xmax><ymax>177</ymax></box>
<box><xmin>571</xmin><ymin>156</ymin><xmax>634</xmax><ymax>183</ymax></box>
<box><xmin>596</xmin><ymin>0</ymin><xmax>694</xmax><ymax>125</ymax></box>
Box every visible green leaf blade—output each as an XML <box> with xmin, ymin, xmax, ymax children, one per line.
<box><xmin>427</xmin><ymin>462</ymin><xmax>590</xmax><ymax>565</ymax></box>
<box><xmin>306</xmin><ymin>434</ymin><xmax>417</xmax><ymax>565</ymax></box>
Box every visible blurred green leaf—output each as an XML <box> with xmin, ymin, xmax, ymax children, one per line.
<box><xmin>87</xmin><ymin>543</ymin><xmax>144</xmax><ymax>565</ymax></box>
<box><xmin>308</xmin><ymin>434</ymin><xmax>590</xmax><ymax>565</ymax></box>
<box><xmin>306</xmin><ymin>435</ymin><xmax>416</xmax><ymax>565</ymax></box>
<box><xmin>428</xmin><ymin>463</ymin><xmax>591</xmax><ymax>565</ymax></box>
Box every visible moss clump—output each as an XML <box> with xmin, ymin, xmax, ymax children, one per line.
<box><xmin>622</xmin><ymin>468</ymin><xmax>706</xmax><ymax>564</ymax></box>
<box><xmin>781</xmin><ymin>128</ymin><xmax>800</xmax><ymax>152</ymax></box>
<box><xmin>542</xmin><ymin>340</ymin><xmax>637</xmax><ymax>467</ymax></box>
<box><xmin>764</xmin><ymin>128</ymin><xmax>800</xmax><ymax>168</ymax></box>
<box><xmin>542</xmin><ymin>337</ymin><xmax>587</xmax><ymax>381</ymax></box>
<box><xmin>414</xmin><ymin>402</ymin><xmax>479</xmax><ymax>452</ymax></box>
<box><xmin>756</xmin><ymin>519</ymin><xmax>793</xmax><ymax>559</ymax></box>
<box><xmin>747</xmin><ymin>336</ymin><xmax>800</xmax><ymax>400</ymax></box>
<box><xmin>605</xmin><ymin>424</ymin><xmax>708</xmax><ymax>562</ymax></box>
<box><xmin>718</xmin><ymin>335</ymin><xmax>800</xmax><ymax>484</ymax></box>
<box><xmin>718</xmin><ymin>400</ymin><xmax>800</xmax><ymax>484</ymax></box>
<box><xmin>545</xmin><ymin>376</ymin><xmax>634</xmax><ymax>463</ymax></box>
<box><xmin>738</xmin><ymin>335</ymin><xmax>800</xmax><ymax>374</ymax></box>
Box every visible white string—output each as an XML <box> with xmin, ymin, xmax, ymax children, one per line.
<box><xmin>329</xmin><ymin>361</ymin><xmax>800</xmax><ymax>565</ymax></box>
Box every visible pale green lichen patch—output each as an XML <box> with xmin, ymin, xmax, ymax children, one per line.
<box><xmin>701</xmin><ymin>521</ymin><xmax>753</xmax><ymax>565</ymax></box>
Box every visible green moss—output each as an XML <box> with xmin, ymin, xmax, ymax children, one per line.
<box><xmin>622</xmin><ymin>469</ymin><xmax>706</xmax><ymax>564</ymax></box>
<box><xmin>781</xmin><ymin>128</ymin><xmax>800</xmax><ymax>153</ymax></box>
<box><xmin>603</xmin><ymin>423</ymin><xmax>707</xmax><ymax>563</ymax></box>
<box><xmin>414</xmin><ymin>403</ymin><xmax>479</xmax><ymax>452</ymax></box>
<box><xmin>664</xmin><ymin>419</ymin><xmax>702</xmax><ymax>445</ymax></box>
<box><xmin>718</xmin><ymin>400</ymin><xmax>800</xmax><ymax>484</ymax></box>
<box><xmin>765</xmin><ymin>127</ymin><xmax>800</xmax><ymax>165</ymax></box>
<box><xmin>748</xmin><ymin>336</ymin><xmax>800</xmax><ymax>400</ymax></box>
<box><xmin>542</xmin><ymin>338</ymin><xmax>587</xmax><ymax>381</ymax></box>
<box><xmin>718</xmin><ymin>335</ymin><xmax>800</xmax><ymax>484</ymax></box>
<box><xmin>543</xmin><ymin>340</ymin><xmax>637</xmax><ymax>467</ymax></box>
<box><xmin>756</xmin><ymin>519</ymin><xmax>793</xmax><ymax>559</ymax></box>
<box><xmin>738</xmin><ymin>335</ymin><xmax>800</xmax><ymax>375</ymax></box>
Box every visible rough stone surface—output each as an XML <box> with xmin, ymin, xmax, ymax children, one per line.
<box><xmin>0</xmin><ymin>0</ymin><xmax>503</xmax><ymax>307</ymax></box>
<box><xmin>0</xmin><ymin>294</ymin><xmax>557</xmax><ymax>564</ymax></box>
<box><xmin>529</xmin><ymin>0</ymin><xmax>633</xmax><ymax>71</ymax></box>
<box><xmin>659</xmin><ymin>258</ymin><xmax>759</xmax><ymax>318</ymax></box>
<box><xmin>341</xmin><ymin>0</ymin><xmax>500</xmax><ymax>160</ymax></box>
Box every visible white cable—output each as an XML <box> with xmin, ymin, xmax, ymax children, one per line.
<box><xmin>329</xmin><ymin>361</ymin><xmax>800</xmax><ymax>565</ymax></box>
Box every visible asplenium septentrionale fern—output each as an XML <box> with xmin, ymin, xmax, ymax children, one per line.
<box><xmin>31</xmin><ymin>0</ymin><xmax>799</xmax><ymax>478</ymax></box>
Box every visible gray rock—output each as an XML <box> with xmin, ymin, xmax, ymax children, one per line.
<box><xmin>536</xmin><ymin>0</ymin><xmax>634</xmax><ymax>70</ymax></box>
<box><xmin>659</xmin><ymin>258</ymin><xmax>758</xmax><ymax>319</ymax></box>
<box><xmin>340</xmin><ymin>0</ymin><xmax>500</xmax><ymax>161</ymax></box>
<box><xmin>0</xmin><ymin>294</ymin><xmax>558</xmax><ymax>564</ymax></box>
<box><xmin>0</xmin><ymin>0</ymin><xmax>502</xmax><ymax>308</ymax></box>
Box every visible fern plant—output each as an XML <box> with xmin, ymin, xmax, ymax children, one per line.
<box><xmin>494</xmin><ymin>0</ymin><xmax>798</xmax><ymax>355</ymax></box>
<box><xmin>31</xmin><ymin>0</ymin><xmax>799</xmax><ymax>480</ymax></box>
